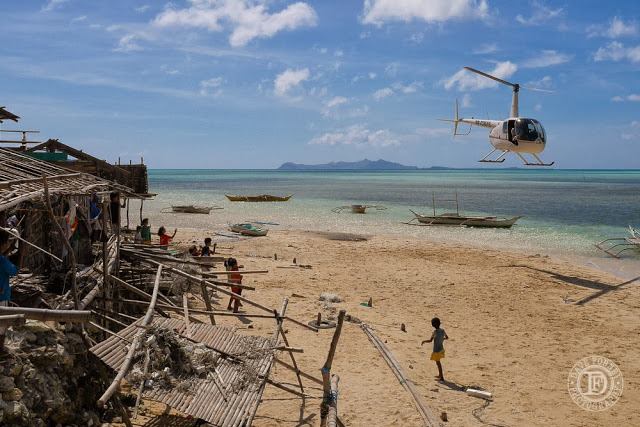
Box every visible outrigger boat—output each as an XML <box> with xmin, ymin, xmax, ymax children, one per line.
<box><xmin>229</xmin><ymin>223</ymin><xmax>268</xmax><ymax>237</ymax></box>
<box><xmin>225</xmin><ymin>194</ymin><xmax>292</xmax><ymax>202</ymax></box>
<box><xmin>161</xmin><ymin>205</ymin><xmax>223</xmax><ymax>214</ymax></box>
<box><xmin>409</xmin><ymin>210</ymin><xmax>521</xmax><ymax>228</ymax></box>
<box><xmin>595</xmin><ymin>226</ymin><xmax>640</xmax><ymax>258</ymax></box>
<box><xmin>406</xmin><ymin>192</ymin><xmax>521</xmax><ymax>229</ymax></box>
<box><xmin>332</xmin><ymin>204</ymin><xmax>387</xmax><ymax>214</ymax></box>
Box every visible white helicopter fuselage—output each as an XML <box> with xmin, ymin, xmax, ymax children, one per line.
<box><xmin>488</xmin><ymin>118</ymin><xmax>546</xmax><ymax>154</ymax></box>
<box><xmin>457</xmin><ymin>116</ymin><xmax>548</xmax><ymax>155</ymax></box>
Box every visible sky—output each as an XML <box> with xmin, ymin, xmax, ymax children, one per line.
<box><xmin>1</xmin><ymin>0</ymin><xmax>639</xmax><ymax>169</ymax></box>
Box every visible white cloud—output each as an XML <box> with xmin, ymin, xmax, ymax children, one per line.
<box><xmin>612</xmin><ymin>94</ymin><xmax>640</xmax><ymax>102</ymax></box>
<box><xmin>392</xmin><ymin>81</ymin><xmax>422</xmax><ymax>94</ymax></box>
<box><xmin>334</xmin><ymin>49</ymin><xmax>344</xmax><ymax>57</ymax></box>
<box><xmin>409</xmin><ymin>32</ymin><xmax>424</xmax><ymax>44</ymax></box>
<box><xmin>274</xmin><ymin>68</ymin><xmax>310</xmax><ymax>97</ymax></box>
<box><xmin>461</xmin><ymin>93</ymin><xmax>472</xmax><ymax>107</ymax></box>
<box><xmin>384</xmin><ymin>63</ymin><xmax>399</xmax><ymax>77</ymax></box>
<box><xmin>199</xmin><ymin>77</ymin><xmax>224</xmax><ymax>96</ymax></box>
<box><xmin>522</xmin><ymin>50</ymin><xmax>572</xmax><ymax>68</ymax></box>
<box><xmin>621</xmin><ymin>121</ymin><xmax>640</xmax><ymax>141</ymax></box>
<box><xmin>373</xmin><ymin>87</ymin><xmax>394</xmax><ymax>100</ymax></box>
<box><xmin>71</xmin><ymin>15</ymin><xmax>87</xmax><ymax>23</ymax></box>
<box><xmin>114</xmin><ymin>34</ymin><xmax>144</xmax><ymax>52</ymax></box>
<box><xmin>136</xmin><ymin>5</ymin><xmax>151</xmax><ymax>13</ymax></box>
<box><xmin>42</xmin><ymin>0</ymin><xmax>69</xmax><ymax>12</ymax></box>
<box><xmin>416</xmin><ymin>127</ymin><xmax>450</xmax><ymax>138</ymax></box>
<box><xmin>325</xmin><ymin>96</ymin><xmax>348</xmax><ymax>108</ymax></box>
<box><xmin>588</xmin><ymin>17</ymin><xmax>638</xmax><ymax>38</ymax></box>
<box><xmin>309</xmin><ymin>125</ymin><xmax>400</xmax><ymax>147</ymax></box>
<box><xmin>443</xmin><ymin>61</ymin><xmax>517</xmax><ymax>91</ymax></box>
<box><xmin>594</xmin><ymin>42</ymin><xmax>640</xmax><ymax>63</ymax></box>
<box><xmin>362</xmin><ymin>0</ymin><xmax>489</xmax><ymax>26</ymax></box>
<box><xmin>154</xmin><ymin>0</ymin><xmax>317</xmax><ymax>47</ymax></box>
<box><xmin>473</xmin><ymin>43</ymin><xmax>498</xmax><ymax>54</ymax></box>
<box><xmin>369</xmin><ymin>72</ymin><xmax>377</xmax><ymax>79</ymax></box>
<box><xmin>534</xmin><ymin>103</ymin><xmax>542</xmax><ymax>111</ymax></box>
<box><xmin>526</xmin><ymin>75</ymin><xmax>553</xmax><ymax>89</ymax></box>
<box><xmin>516</xmin><ymin>1</ymin><xmax>563</xmax><ymax>26</ymax></box>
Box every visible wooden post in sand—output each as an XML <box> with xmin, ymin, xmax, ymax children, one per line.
<box><xmin>320</xmin><ymin>309</ymin><xmax>346</xmax><ymax>426</ymax></box>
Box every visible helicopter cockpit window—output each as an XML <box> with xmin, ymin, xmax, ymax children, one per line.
<box><xmin>532</xmin><ymin>120</ymin><xmax>546</xmax><ymax>142</ymax></box>
<box><xmin>515</xmin><ymin>118</ymin><xmax>539</xmax><ymax>141</ymax></box>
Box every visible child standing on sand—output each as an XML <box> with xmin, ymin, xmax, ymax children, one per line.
<box><xmin>421</xmin><ymin>317</ymin><xmax>449</xmax><ymax>381</ymax></box>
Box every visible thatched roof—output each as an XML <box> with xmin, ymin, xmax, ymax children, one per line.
<box><xmin>0</xmin><ymin>147</ymin><xmax>134</xmax><ymax>212</ymax></box>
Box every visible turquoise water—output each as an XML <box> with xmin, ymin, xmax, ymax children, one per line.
<box><xmin>140</xmin><ymin>169</ymin><xmax>640</xmax><ymax>277</ymax></box>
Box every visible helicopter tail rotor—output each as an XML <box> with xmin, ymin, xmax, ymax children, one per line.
<box><xmin>438</xmin><ymin>99</ymin><xmax>470</xmax><ymax>136</ymax></box>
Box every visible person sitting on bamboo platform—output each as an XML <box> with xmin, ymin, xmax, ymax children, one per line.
<box><xmin>225</xmin><ymin>257</ymin><xmax>243</xmax><ymax>313</ymax></box>
<box><xmin>134</xmin><ymin>226</ymin><xmax>143</xmax><ymax>244</ymax></box>
<box><xmin>158</xmin><ymin>226</ymin><xmax>177</xmax><ymax>248</ymax></box>
<box><xmin>421</xmin><ymin>317</ymin><xmax>449</xmax><ymax>381</ymax></box>
<box><xmin>201</xmin><ymin>237</ymin><xmax>213</xmax><ymax>256</ymax></box>
<box><xmin>0</xmin><ymin>232</ymin><xmax>18</xmax><ymax>351</ymax></box>
<box><xmin>188</xmin><ymin>245</ymin><xmax>201</xmax><ymax>256</ymax></box>
<box><xmin>140</xmin><ymin>218</ymin><xmax>151</xmax><ymax>244</ymax></box>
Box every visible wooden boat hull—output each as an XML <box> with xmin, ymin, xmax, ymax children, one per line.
<box><xmin>411</xmin><ymin>211</ymin><xmax>521</xmax><ymax>228</ymax></box>
<box><xmin>225</xmin><ymin>194</ymin><xmax>292</xmax><ymax>202</ymax></box>
<box><xmin>229</xmin><ymin>223</ymin><xmax>268</xmax><ymax>237</ymax></box>
<box><xmin>171</xmin><ymin>205</ymin><xmax>212</xmax><ymax>214</ymax></box>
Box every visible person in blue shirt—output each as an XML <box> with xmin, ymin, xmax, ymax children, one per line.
<box><xmin>0</xmin><ymin>231</ymin><xmax>19</xmax><ymax>351</ymax></box>
<box><xmin>421</xmin><ymin>317</ymin><xmax>449</xmax><ymax>381</ymax></box>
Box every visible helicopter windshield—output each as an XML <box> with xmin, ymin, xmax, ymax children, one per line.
<box><xmin>515</xmin><ymin>118</ymin><xmax>543</xmax><ymax>142</ymax></box>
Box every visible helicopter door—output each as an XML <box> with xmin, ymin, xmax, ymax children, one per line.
<box><xmin>507</xmin><ymin>120</ymin><xmax>517</xmax><ymax>145</ymax></box>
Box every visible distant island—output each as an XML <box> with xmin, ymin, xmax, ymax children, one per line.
<box><xmin>278</xmin><ymin>158</ymin><xmax>422</xmax><ymax>171</ymax></box>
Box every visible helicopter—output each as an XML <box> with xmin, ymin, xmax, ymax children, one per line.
<box><xmin>441</xmin><ymin>66</ymin><xmax>554</xmax><ymax>166</ymax></box>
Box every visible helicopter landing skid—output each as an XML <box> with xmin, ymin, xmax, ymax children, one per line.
<box><xmin>515</xmin><ymin>152</ymin><xmax>555</xmax><ymax>167</ymax></box>
<box><xmin>478</xmin><ymin>149</ymin><xmax>507</xmax><ymax>163</ymax></box>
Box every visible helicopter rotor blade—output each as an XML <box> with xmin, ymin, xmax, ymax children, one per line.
<box><xmin>522</xmin><ymin>85</ymin><xmax>555</xmax><ymax>94</ymax></box>
<box><xmin>464</xmin><ymin>66</ymin><xmax>517</xmax><ymax>88</ymax></box>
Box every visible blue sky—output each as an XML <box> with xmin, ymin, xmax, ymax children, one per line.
<box><xmin>1</xmin><ymin>0</ymin><xmax>639</xmax><ymax>168</ymax></box>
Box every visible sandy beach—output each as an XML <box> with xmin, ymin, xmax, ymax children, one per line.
<box><xmin>129</xmin><ymin>227</ymin><xmax>639</xmax><ymax>427</ymax></box>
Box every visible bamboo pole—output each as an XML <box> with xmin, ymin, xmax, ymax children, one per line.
<box><xmin>97</xmin><ymin>264</ymin><xmax>162</xmax><ymax>407</ymax></box>
<box><xmin>200</xmin><ymin>283</ymin><xmax>215</xmax><ymax>325</ymax></box>
<box><xmin>273</xmin><ymin>358</ymin><xmax>323</xmax><ymax>385</ymax></box>
<box><xmin>182</xmin><ymin>293</ymin><xmax>191</xmax><ymax>338</ymax></box>
<box><xmin>320</xmin><ymin>310</ymin><xmax>346</xmax><ymax>426</ymax></box>
<box><xmin>0</xmin><ymin>314</ymin><xmax>26</xmax><ymax>327</ymax></box>
<box><xmin>361</xmin><ymin>324</ymin><xmax>440</xmax><ymax>427</ymax></box>
<box><xmin>138</xmin><ymin>258</ymin><xmax>317</xmax><ymax>332</ymax></box>
<box><xmin>0</xmin><ymin>227</ymin><xmax>63</xmax><ymax>263</ymax></box>
<box><xmin>132</xmin><ymin>348</ymin><xmax>150</xmax><ymax>419</ymax></box>
<box><xmin>0</xmin><ymin>306</ymin><xmax>90</xmax><ymax>322</ymax></box>
<box><xmin>326</xmin><ymin>375</ymin><xmax>340</xmax><ymax>427</ymax></box>
<box><xmin>42</xmin><ymin>177</ymin><xmax>79</xmax><ymax>309</ymax></box>
<box><xmin>107</xmin><ymin>274</ymin><xmax>176</xmax><ymax>307</ymax></box>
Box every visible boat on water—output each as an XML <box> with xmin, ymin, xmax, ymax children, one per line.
<box><xmin>162</xmin><ymin>205</ymin><xmax>222</xmax><ymax>214</ymax></box>
<box><xmin>406</xmin><ymin>192</ymin><xmax>521</xmax><ymax>229</ymax></box>
<box><xmin>409</xmin><ymin>210</ymin><xmax>521</xmax><ymax>228</ymax></box>
<box><xmin>225</xmin><ymin>194</ymin><xmax>292</xmax><ymax>202</ymax></box>
<box><xmin>229</xmin><ymin>223</ymin><xmax>268</xmax><ymax>237</ymax></box>
<box><xmin>332</xmin><ymin>204</ymin><xmax>387</xmax><ymax>214</ymax></box>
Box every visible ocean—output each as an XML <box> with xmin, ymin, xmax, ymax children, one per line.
<box><xmin>140</xmin><ymin>169</ymin><xmax>640</xmax><ymax>279</ymax></box>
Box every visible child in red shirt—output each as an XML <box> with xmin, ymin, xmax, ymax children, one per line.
<box><xmin>158</xmin><ymin>226</ymin><xmax>177</xmax><ymax>247</ymax></box>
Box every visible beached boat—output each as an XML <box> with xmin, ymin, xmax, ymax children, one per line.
<box><xmin>406</xmin><ymin>192</ymin><xmax>521</xmax><ymax>229</ymax></box>
<box><xmin>409</xmin><ymin>210</ymin><xmax>521</xmax><ymax>228</ymax></box>
<box><xmin>332</xmin><ymin>204</ymin><xmax>387</xmax><ymax>214</ymax></box>
<box><xmin>229</xmin><ymin>223</ymin><xmax>268</xmax><ymax>237</ymax></box>
<box><xmin>225</xmin><ymin>194</ymin><xmax>292</xmax><ymax>202</ymax></box>
<box><xmin>595</xmin><ymin>225</ymin><xmax>640</xmax><ymax>258</ymax></box>
<box><xmin>162</xmin><ymin>205</ymin><xmax>222</xmax><ymax>214</ymax></box>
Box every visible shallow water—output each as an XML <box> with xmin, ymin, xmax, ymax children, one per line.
<box><xmin>138</xmin><ymin>169</ymin><xmax>640</xmax><ymax>279</ymax></box>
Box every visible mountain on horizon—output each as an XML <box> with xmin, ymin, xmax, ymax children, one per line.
<box><xmin>278</xmin><ymin>158</ymin><xmax>419</xmax><ymax>171</ymax></box>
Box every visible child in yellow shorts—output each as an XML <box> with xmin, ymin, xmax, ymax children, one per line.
<box><xmin>421</xmin><ymin>317</ymin><xmax>449</xmax><ymax>381</ymax></box>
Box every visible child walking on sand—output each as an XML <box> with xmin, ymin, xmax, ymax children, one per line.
<box><xmin>421</xmin><ymin>317</ymin><xmax>449</xmax><ymax>381</ymax></box>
